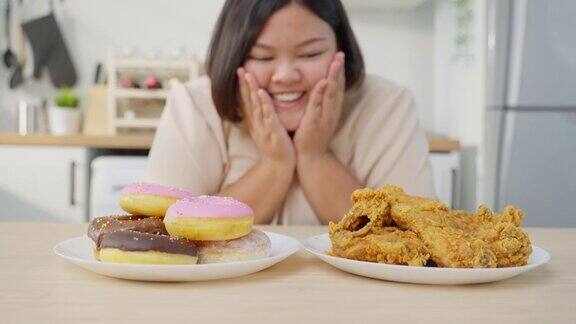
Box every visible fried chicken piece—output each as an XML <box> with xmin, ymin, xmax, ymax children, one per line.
<box><xmin>343</xmin><ymin>185</ymin><xmax>448</xmax><ymax>225</ymax></box>
<box><xmin>378</xmin><ymin>184</ymin><xmax>531</xmax><ymax>267</ymax></box>
<box><xmin>330</xmin><ymin>184</ymin><xmax>531</xmax><ymax>268</ymax></box>
<box><xmin>391</xmin><ymin>203</ymin><xmax>532</xmax><ymax>268</ymax></box>
<box><xmin>391</xmin><ymin>203</ymin><xmax>497</xmax><ymax>268</ymax></box>
<box><xmin>345</xmin><ymin>187</ymin><xmax>398</xmax><ymax>227</ymax></box>
<box><xmin>329</xmin><ymin>225</ymin><xmax>430</xmax><ymax>266</ymax></box>
<box><xmin>328</xmin><ymin>187</ymin><xmax>430</xmax><ymax>266</ymax></box>
<box><xmin>382</xmin><ymin>185</ymin><xmax>449</xmax><ymax>213</ymax></box>
<box><xmin>472</xmin><ymin>205</ymin><xmax>532</xmax><ymax>267</ymax></box>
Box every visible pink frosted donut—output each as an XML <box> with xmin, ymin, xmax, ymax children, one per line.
<box><xmin>119</xmin><ymin>182</ymin><xmax>194</xmax><ymax>218</ymax></box>
<box><xmin>164</xmin><ymin>196</ymin><xmax>254</xmax><ymax>241</ymax></box>
<box><xmin>194</xmin><ymin>229</ymin><xmax>271</xmax><ymax>264</ymax></box>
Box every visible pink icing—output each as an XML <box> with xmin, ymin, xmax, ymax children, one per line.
<box><xmin>165</xmin><ymin>196</ymin><xmax>253</xmax><ymax>219</ymax></box>
<box><xmin>120</xmin><ymin>182</ymin><xmax>194</xmax><ymax>199</ymax></box>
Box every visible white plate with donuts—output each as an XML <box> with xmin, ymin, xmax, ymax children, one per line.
<box><xmin>54</xmin><ymin>231</ymin><xmax>300</xmax><ymax>282</ymax></box>
<box><xmin>303</xmin><ymin>234</ymin><xmax>550</xmax><ymax>285</ymax></box>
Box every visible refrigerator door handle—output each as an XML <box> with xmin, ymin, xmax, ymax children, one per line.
<box><xmin>69</xmin><ymin>160</ymin><xmax>76</xmax><ymax>207</ymax></box>
<box><xmin>496</xmin><ymin>110</ymin><xmax>517</xmax><ymax>210</ymax></box>
<box><xmin>507</xmin><ymin>0</ymin><xmax>528</xmax><ymax>107</ymax></box>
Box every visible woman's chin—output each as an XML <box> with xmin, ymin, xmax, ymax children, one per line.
<box><xmin>278</xmin><ymin>110</ymin><xmax>304</xmax><ymax>132</ymax></box>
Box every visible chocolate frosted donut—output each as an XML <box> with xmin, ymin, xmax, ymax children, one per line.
<box><xmin>88</xmin><ymin>215</ymin><xmax>167</xmax><ymax>244</ymax></box>
<box><xmin>100</xmin><ymin>230</ymin><xmax>198</xmax><ymax>256</ymax></box>
<box><xmin>88</xmin><ymin>215</ymin><xmax>198</xmax><ymax>265</ymax></box>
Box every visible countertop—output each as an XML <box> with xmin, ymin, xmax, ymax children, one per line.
<box><xmin>0</xmin><ymin>223</ymin><xmax>572</xmax><ymax>323</ymax></box>
<box><xmin>0</xmin><ymin>133</ymin><xmax>461</xmax><ymax>152</ymax></box>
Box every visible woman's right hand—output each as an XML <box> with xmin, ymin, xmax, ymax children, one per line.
<box><xmin>237</xmin><ymin>68</ymin><xmax>296</xmax><ymax>170</ymax></box>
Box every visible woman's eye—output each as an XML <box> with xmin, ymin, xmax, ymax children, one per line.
<box><xmin>250</xmin><ymin>56</ymin><xmax>273</xmax><ymax>62</ymax></box>
<box><xmin>301</xmin><ymin>52</ymin><xmax>323</xmax><ymax>59</ymax></box>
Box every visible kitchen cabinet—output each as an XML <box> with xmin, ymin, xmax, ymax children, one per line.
<box><xmin>90</xmin><ymin>155</ymin><xmax>148</xmax><ymax>220</ymax></box>
<box><xmin>0</xmin><ymin>146</ymin><xmax>89</xmax><ymax>222</ymax></box>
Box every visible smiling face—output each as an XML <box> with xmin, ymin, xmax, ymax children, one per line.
<box><xmin>243</xmin><ymin>3</ymin><xmax>337</xmax><ymax>131</ymax></box>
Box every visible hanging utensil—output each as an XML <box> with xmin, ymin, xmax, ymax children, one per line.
<box><xmin>9</xmin><ymin>0</ymin><xmax>26</xmax><ymax>88</ymax></box>
<box><xmin>3</xmin><ymin>1</ymin><xmax>17</xmax><ymax>68</ymax></box>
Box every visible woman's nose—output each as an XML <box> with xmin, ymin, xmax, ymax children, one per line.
<box><xmin>271</xmin><ymin>61</ymin><xmax>301</xmax><ymax>84</ymax></box>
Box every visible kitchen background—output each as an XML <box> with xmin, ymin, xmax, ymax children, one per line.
<box><xmin>1</xmin><ymin>0</ymin><xmax>573</xmax><ymax>226</ymax></box>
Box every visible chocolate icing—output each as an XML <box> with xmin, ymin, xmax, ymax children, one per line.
<box><xmin>99</xmin><ymin>230</ymin><xmax>198</xmax><ymax>256</ymax></box>
<box><xmin>88</xmin><ymin>215</ymin><xmax>167</xmax><ymax>244</ymax></box>
<box><xmin>88</xmin><ymin>215</ymin><xmax>196</xmax><ymax>256</ymax></box>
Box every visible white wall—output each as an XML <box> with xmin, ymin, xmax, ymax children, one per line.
<box><xmin>434</xmin><ymin>0</ymin><xmax>485</xmax><ymax>146</ymax></box>
<box><xmin>0</xmin><ymin>0</ymin><xmax>435</xmax><ymax>132</ymax></box>
<box><xmin>434</xmin><ymin>0</ymin><xmax>486</xmax><ymax>209</ymax></box>
<box><xmin>348</xmin><ymin>1</ymin><xmax>435</xmax><ymax>130</ymax></box>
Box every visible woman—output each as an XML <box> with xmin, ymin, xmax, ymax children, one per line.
<box><xmin>146</xmin><ymin>0</ymin><xmax>434</xmax><ymax>225</ymax></box>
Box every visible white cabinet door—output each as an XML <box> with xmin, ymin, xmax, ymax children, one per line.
<box><xmin>90</xmin><ymin>156</ymin><xmax>148</xmax><ymax>220</ymax></box>
<box><xmin>0</xmin><ymin>146</ymin><xmax>88</xmax><ymax>222</ymax></box>
<box><xmin>429</xmin><ymin>152</ymin><xmax>460</xmax><ymax>209</ymax></box>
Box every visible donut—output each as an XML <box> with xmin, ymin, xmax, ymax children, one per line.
<box><xmin>88</xmin><ymin>215</ymin><xmax>167</xmax><ymax>244</ymax></box>
<box><xmin>119</xmin><ymin>182</ymin><xmax>194</xmax><ymax>217</ymax></box>
<box><xmin>88</xmin><ymin>215</ymin><xmax>198</xmax><ymax>264</ymax></box>
<box><xmin>164</xmin><ymin>196</ymin><xmax>254</xmax><ymax>241</ymax></box>
<box><xmin>194</xmin><ymin>229</ymin><xmax>271</xmax><ymax>264</ymax></box>
<box><xmin>97</xmin><ymin>230</ymin><xmax>198</xmax><ymax>264</ymax></box>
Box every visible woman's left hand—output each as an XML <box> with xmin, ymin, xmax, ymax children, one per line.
<box><xmin>294</xmin><ymin>52</ymin><xmax>345</xmax><ymax>164</ymax></box>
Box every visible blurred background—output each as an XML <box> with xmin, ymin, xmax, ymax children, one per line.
<box><xmin>0</xmin><ymin>0</ymin><xmax>574</xmax><ymax>226</ymax></box>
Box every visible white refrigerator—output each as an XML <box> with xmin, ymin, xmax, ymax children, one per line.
<box><xmin>486</xmin><ymin>0</ymin><xmax>576</xmax><ymax>226</ymax></box>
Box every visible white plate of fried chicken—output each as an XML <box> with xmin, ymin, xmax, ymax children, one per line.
<box><xmin>304</xmin><ymin>234</ymin><xmax>549</xmax><ymax>285</ymax></box>
<box><xmin>304</xmin><ymin>185</ymin><xmax>550</xmax><ymax>285</ymax></box>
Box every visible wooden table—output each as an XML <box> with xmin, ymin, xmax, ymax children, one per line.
<box><xmin>1</xmin><ymin>223</ymin><xmax>573</xmax><ymax>323</ymax></box>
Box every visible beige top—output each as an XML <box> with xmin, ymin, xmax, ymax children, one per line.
<box><xmin>146</xmin><ymin>75</ymin><xmax>434</xmax><ymax>225</ymax></box>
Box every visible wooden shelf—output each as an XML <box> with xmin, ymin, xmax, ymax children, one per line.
<box><xmin>0</xmin><ymin>133</ymin><xmax>154</xmax><ymax>149</ymax></box>
<box><xmin>113</xmin><ymin>88</ymin><xmax>169</xmax><ymax>99</ymax></box>
<box><xmin>107</xmin><ymin>48</ymin><xmax>201</xmax><ymax>134</ymax></box>
<box><xmin>429</xmin><ymin>139</ymin><xmax>460</xmax><ymax>152</ymax></box>
<box><xmin>0</xmin><ymin>133</ymin><xmax>459</xmax><ymax>152</ymax></box>
<box><xmin>342</xmin><ymin>0</ymin><xmax>427</xmax><ymax>10</ymax></box>
<box><xmin>115</xmin><ymin>59</ymin><xmax>192</xmax><ymax>69</ymax></box>
<box><xmin>114</xmin><ymin>118</ymin><xmax>160</xmax><ymax>128</ymax></box>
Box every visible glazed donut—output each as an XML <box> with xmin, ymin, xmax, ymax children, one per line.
<box><xmin>88</xmin><ymin>215</ymin><xmax>197</xmax><ymax>264</ymax></box>
<box><xmin>164</xmin><ymin>196</ymin><xmax>254</xmax><ymax>241</ymax></box>
<box><xmin>119</xmin><ymin>182</ymin><xmax>194</xmax><ymax>217</ymax></box>
<box><xmin>194</xmin><ymin>229</ymin><xmax>271</xmax><ymax>264</ymax></box>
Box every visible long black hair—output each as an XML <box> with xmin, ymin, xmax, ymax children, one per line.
<box><xmin>206</xmin><ymin>0</ymin><xmax>365</xmax><ymax>122</ymax></box>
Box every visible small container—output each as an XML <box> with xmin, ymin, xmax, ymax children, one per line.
<box><xmin>17</xmin><ymin>101</ymin><xmax>36</xmax><ymax>135</ymax></box>
<box><xmin>48</xmin><ymin>105</ymin><xmax>82</xmax><ymax>135</ymax></box>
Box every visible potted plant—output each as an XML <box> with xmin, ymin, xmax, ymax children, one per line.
<box><xmin>49</xmin><ymin>87</ymin><xmax>82</xmax><ymax>135</ymax></box>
